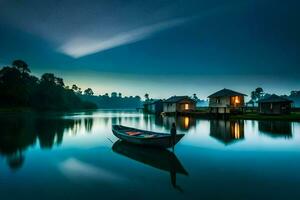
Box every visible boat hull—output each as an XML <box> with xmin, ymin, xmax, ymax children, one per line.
<box><xmin>112</xmin><ymin>125</ymin><xmax>184</xmax><ymax>148</ymax></box>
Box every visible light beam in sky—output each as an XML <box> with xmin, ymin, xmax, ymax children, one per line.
<box><xmin>58</xmin><ymin>18</ymin><xmax>188</xmax><ymax>58</ymax></box>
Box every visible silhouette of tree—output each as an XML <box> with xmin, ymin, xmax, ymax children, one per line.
<box><xmin>55</xmin><ymin>77</ymin><xmax>64</xmax><ymax>87</ymax></box>
<box><xmin>111</xmin><ymin>92</ymin><xmax>117</xmax><ymax>98</ymax></box>
<box><xmin>84</xmin><ymin>88</ymin><xmax>94</xmax><ymax>96</ymax></box>
<box><xmin>145</xmin><ymin>93</ymin><xmax>149</xmax><ymax>101</ymax></box>
<box><xmin>192</xmin><ymin>93</ymin><xmax>198</xmax><ymax>101</ymax></box>
<box><xmin>251</xmin><ymin>87</ymin><xmax>264</xmax><ymax>102</ymax></box>
<box><xmin>41</xmin><ymin>73</ymin><xmax>56</xmax><ymax>84</ymax></box>
<box><xmin>12</xmin><ymin>59</ymin><xmax>31</xmax><ymax>74</ymax></box>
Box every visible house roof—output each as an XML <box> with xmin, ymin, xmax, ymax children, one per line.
<box><xmin>144</xmin><ymin>99</ymin><xmax>162</xmax><ymax>105</ymax></box>
<box><xmin>257</xmin><ymin>94</ymin><xmax>293</xmax><ymax>103</ymax></box>
<box><xmin>164</xmin><ymin>96</ymin><xmax>195</xmax><ymax>103</ymax></box>
<box><xmin>208</xmin><ymin>88</ymin><xmax>247</xmax><ymax>98</ymax></box>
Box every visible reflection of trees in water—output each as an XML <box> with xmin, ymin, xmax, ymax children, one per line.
<box><xmin>36</xmin><ymin>118</ymin><xmax>77</xmax><ymax>148</ymax></box>
<box><xmin>6</xmin><ymin>151</ymin><xmax>25</xmax><ymax>171</ymax></box>
<box><xmin>84</xmin><ymin>118</ymin><xmax>94</xmax><ymax>133</ymax></box>
<box><xmin>0</xmin><ymin>116</ymin><xmax>36</xmax><ymax>170</ymax></box>
<box><xmin>258</xmin><ymin>121</ymin><xmax>292</xmax><ymax>139</ymax></box>
<box><xmin>210</xmin><ymin>120</ymin><xmax>245</xmax><ymax>145</ymax></box>
<box><xmin>0</xmin><ymin>115</ymin><xmax>94</xmax><ymax>170</ymax></box>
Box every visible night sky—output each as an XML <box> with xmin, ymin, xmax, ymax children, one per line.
<box><xmin>0</xmin><ymin>0</ymin><xmax>299</xmax><ymax>99</ymax></box>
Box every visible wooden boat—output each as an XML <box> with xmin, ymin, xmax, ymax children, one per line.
<box><xmin>112</xmin><ymin>140</ymin><xmax>188</xmax><ymax>175</ymax></box>
<box><xmin>112</xmin><ymin>125</ymin><xmax>185</xmax><ymax>148</ymax></box>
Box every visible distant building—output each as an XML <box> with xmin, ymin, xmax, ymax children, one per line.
<box><xmin>143</xmin><ymin>99</ymin><xmax>163</xmax><ymax>114</ymax></box>
<box><xmin>163</xmin><ymin>96</ymin><xmax>196</xmax><ymax>113</ymax></box>
<box><xmin>208</xmin><ymin>88</ymin><xmax>247</xmax><ymax>114</ymax></box>
<box><xmin>258</xmin><ymin>94</ymin><xmax>293</xmax><ymax>115</ymax></box>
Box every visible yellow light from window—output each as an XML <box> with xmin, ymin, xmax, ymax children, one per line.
<box><xmin>234</xmin><ymin>122</ymin><xmax>240</xmax><ymax>139</ymax></box>
<box><xmin>184</xmin><ymin>117</ymin><xmax>189</xmax><ymax>128</ymax></box>
<box><xmin>235</xmin><ymin>96</ymin><xmax>240</xmax><ymax>104</ymax></box>
<box><xmin>184</xmin><ymin>103</ymin><xmax>189</xmax><ymax>110</ymax></box>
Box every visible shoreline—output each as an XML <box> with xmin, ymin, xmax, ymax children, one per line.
<box><xmin>162</xmin><ymin>111</ymin><xmax>300</xmax><ymax>122</ymax></box>
<box><xmin>1</xmin><ymin>108</ymin><xmax>300</xmax><ymax>122</ymax></box>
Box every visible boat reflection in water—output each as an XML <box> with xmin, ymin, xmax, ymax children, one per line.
<box><xmin>112</xmin><ymin>140</ymin><xmax>188</xmax><ymax>191</ymax></box>
<box><xmin>258</xmin><ymin>121</ymin><xmax>292</xmax><ymax>139</ymax></box>
<box><xmin>210</xmin><ymin>120</ymin><xmax>245</xmax><ymax>145</ymax></box>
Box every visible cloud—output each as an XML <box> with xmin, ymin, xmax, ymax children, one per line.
<box><xmin>58</xmin><ymin>18</ymin><xmax>188</xmax><ymax>58</ymax></box>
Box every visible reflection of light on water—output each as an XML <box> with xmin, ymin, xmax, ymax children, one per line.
<box><xmin>234</xmin><ymin>122</ymin><xmax>240</xmax><ymax>139</ymax></box>
<box><xmin>184</xmin><ymin>117</ymin><xmax>189</xmax><ymax>128</ymax></box>
<box><xmin>59</xmin><ymin>158</ymin><xmax>128</xmax><ymax>183</ymax></box>
<box><xmin>51</xmin><ymin>110</ymin><xmax>300</xmax><ymax>150</ymax></box>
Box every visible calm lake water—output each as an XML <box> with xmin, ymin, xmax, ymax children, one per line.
<box><xmin>1</xmin><ymin>110</ymin><xmax>300</xmax><ymax>200</ymax></box>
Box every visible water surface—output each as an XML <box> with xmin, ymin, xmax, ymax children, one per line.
<box><xmin>1</xmin><ymin>110</ymin><xmax>300</xmax><ymax>200</ymax></box>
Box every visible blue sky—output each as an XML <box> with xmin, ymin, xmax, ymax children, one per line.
<box><xmin>0</xmin><ymin>0</ymin><xmax>299</xmax><ymax>99</ymax></box>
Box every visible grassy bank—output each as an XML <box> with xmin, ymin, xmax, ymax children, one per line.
<box><xmin>230</xmin><ymin>112</ymin><xmax>300</xmax><ymax>121</ymax></box>
<box><xmin>175</xmin><ymin>110</ymin><xmax>300</xmax><ymax>121</ymax></box>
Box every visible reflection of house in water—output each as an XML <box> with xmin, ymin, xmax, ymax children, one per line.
<box><xmin>163</xmin><ymin>116</ymin><xmax>196</xmax><ymax>131</ymax></box>
<box><xmin>258</xmin><ymin>121</ymin><xmax>292</xmax><ymax>139</ymax></box>
<box><xmin>210</xmin><ymin>120</ymin><xmax>245</xmax><ymax>145</ymax></box>
<box><xmin>142</xmin><ymin>114</ymin><xmax>195</xmax><ymax>131</ymax></box>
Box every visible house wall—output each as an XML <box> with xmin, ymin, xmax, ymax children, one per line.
<box><xmin>154</xmin><ymin>102</ymin><xmax>163</xmax><ymax>114</ymax></box>
<box><xmin>259</xmin><ymin>102</ymin><xmax>292</xmax><ymax>115</ymax></box>
<box><xmin>209</xmin><ymin>96</ymin><xmax>231</xmax><ymax>107</ymax></box>
<box><xmin>163</xmin><ymin>103</ymin><xmax>177</xmax><ymax>113</ymax></box>
<box><xmin>209</xmin><ymin>107</ymin><xmax>231</xmax><ymax>114</ymax></box>
<box><xmin>209</xmin><ymin>96</ymin><xmax>245</xmax><ymax>114</ymax></box>
<box><xmin>163</xmin><ymin>100</ymin><xmax>196</xmax><ymax>113</ymax></box>
<box><xmin>144</xmin><ymin>102</ymin><xmax>163</xmax><ymax>114</ymax></box>
<box><xmin>176</xmin><ymin>100</ymin><xmax>196</xmax><ymax>112</ymax></box>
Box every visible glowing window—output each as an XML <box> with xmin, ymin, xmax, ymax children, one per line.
<box><xmin>235</xmin><ymin>96</ymin><xmax>240</xmax><ymax>104</ymax></box>
<box><xmin>184</xmin><ymin>103</ymin><xmax>189</xmax><ymax>110</ymax></box>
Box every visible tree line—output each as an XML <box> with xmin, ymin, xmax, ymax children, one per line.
<box><xmin>0</xmin><ymin>60</ymin><xmax>97</xmax><ymax>111</ymax></box>
<box><xmin>249</xmin><ymin>87</ymin><xmax>300</xmax><ymax>107</ymax></box>
<box><xmin>81</xmin><ymin>92</ymin><xmax>142</xmax><ymax>109</ymax></box>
